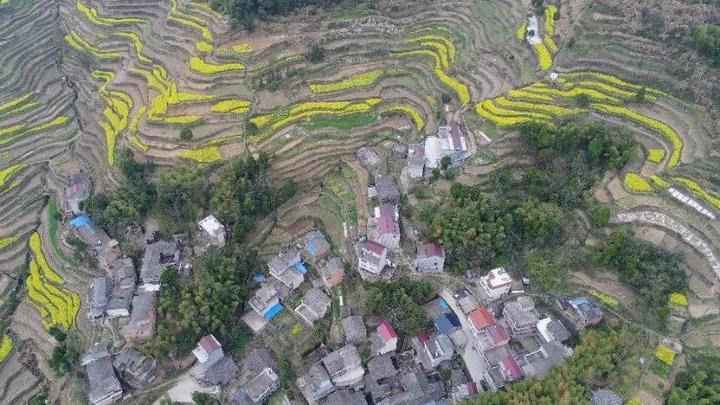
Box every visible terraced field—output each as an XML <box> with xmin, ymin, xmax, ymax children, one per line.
<box><xmin>0</xmin><ymin>0</ymin><xmax>719</xmax><ymax>401</ymax></box>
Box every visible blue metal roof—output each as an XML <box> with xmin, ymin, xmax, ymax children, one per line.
<box><xmin>447</xmin><ymin>312</ymin><xmax>461</xmax><ymax>327</ymax></box>
<box><xmin>305</xmin><ymin>240</ymin><xmax>319</xmax><ymax>255</ymax></box>
<box><xmin>253</xmin><ymin>274</ymin><xmax>266</xmax><ymax>282</ymax></box>
<box><xmin>433</xmin><ymin>314</ymin><xmax>454</xmax><ymax>333</ymax></box>
<box><xmin>294</xmin><ymin>262</ymin><xmax>308</xmax><ymax>274</ymax></box>
<box><xmin>70</xmin><ymin>215</ymin><xmax>91</xmax><ymax>228</ymax></box>
<box><xmin>263</xmin><ymin>303</ymin><xmax>284</xmax><ymax>320</ymax></box>
<box><xmin>438</xmin><ymin>298</ymin><xmax>450</xmax><ymax>309</ymax></box>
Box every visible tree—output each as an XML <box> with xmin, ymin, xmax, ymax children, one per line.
<box><xmin>693</xmin><ymin>24</ymin><xmax>720</xmax><ymax>65</ymax></box>
<box><xmin>596</xmin><ymin>227</ymin><xmax>686</xmax><ymax>312</ymax></box>
<box><xmin>526</xmin><ymin>253</ymin><xmax>565</xmax><ymax>291</ymax></box>
<box><xmin>156</xmin><ymin>166</ymin><xmax>206</xmax><ymax>228</ymax></box>
<box><xmin>575</xmin><ymin>94</ymin><xmax>591</xmax><ymax>107</ymax></box>
<box><xmin>180</xmin><ymin>126</ymin><xmax>193</xmax><ymax>141</ymax></box>
<box><xmin>635</xmin><ymin>86</ymin><xmax>646</xmax><ymax>103</ymax></box>
<box><xmin>49</xmin><ymin>340</ymin><xmax>80</xmax><ymax>375</ymax></box>
<box><xmin>440</xmin><ymin>155</ymin><xmax>452</xmax><ymax>171</ymax></box>
<box><xmin>591</xmin><ymin>204</ymin><xmax>613</xmax><ymax>228</ymax></box>
<box><xmin>191</xmin><ymin>392</ymin><xmax>220</xmax><ymax>405</ymax></box>
<box><xmin>48</xmin><ymin>326</ymin><xmax>66</xmax><ymax>342</ymax></box>
<box><xmin>306</xmin><ymin>44</ymin><xmax>325</xmax><ymax>62</ymax></box>
<box><xmin>367</xmin><ymin>277</ymin><xmax>435</xmax><ymax>335</ymax></box>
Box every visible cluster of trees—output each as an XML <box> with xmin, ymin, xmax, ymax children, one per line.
<box><xmin>208</xmin><ymin>0</ymin><xmax>348</xmax><ymax>29</ymax></box>
<box><xmin>148</xmin><ymin>250</ymin><xmax>257</xmax><ymax>357</ymax></box>
<box><xmin>693</xmin><ymin>24</ymin><xmax>720</xmax><ymax>66</ymax></box>
<box><xmin>85</xmin><ymin>150</ymin><xmax>293</xmax><ymax>243</ymax></box>
<box><xmin>517</xmin><ymin>121</ymin><xmax>637</xmax><ymax>207</ymax></box>
<box><xmin>596</xmin><ymin>228</ymin><xmax>686</xmax><ymax>313</ymax></box>
<box><xmin>667</xmin><ymin>353</ymin><xmax>720</xmax><ymax>404</ymax></box>
<box><xmin>366</xmin><ymin>277</ymin><xmax>435</xmax><ymax>335</ymax></box>
<box><xmin>473</xmin><ymin>326</ymin><xmax>640</xmax><ymax>404</ymax></box>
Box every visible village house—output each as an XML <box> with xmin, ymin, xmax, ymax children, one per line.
<box><xmin>296</xmin><ymin>362</ymin><xmax>336</xmax><ymax>404</ymax></box>
<box><xmin>87</xmin><ymin>277</ymin><xmax>110</xmax><ymax>319</ymax></box>
<box><xmin>69</xmin><ymin>215</ymin><xmax>122</xmax><ymax>271</ymax></box>
<box><xmin>364</xmin><ymin>354</ymin><xmax>399</xmax><ymax>403</ymax></box>
<box><xmin>342</xmin><ymin>315</ymin><xmax>367</xmax><ymax>344</ymax></box>
<box><xmin>590</xmin><ymin>388</ymin><xmax>624</xmax><ymax>405</ymax></box>
<box><xmin>83</xmin><ymin>344</ymin><xmax>122</xmax><ymax>405</ymax></box>
<box><xmin>267</xmin><ymin>248</ymin><xmax>306</xmax><ymax>289</ymax></box>
<box><xmin>370</xmin><ymin>203</ymin><xmax>400</xmax><ymax>249</ymax></box>
<box><xmin>121</xmin><ymin>292</ymin><xmax>156</xmax><ymax>344</ymax></box>
<box><xmin>302</xmin><ymin>230</ymin><xmax>332</xmax><ymax>263</ymax></box>
<box><xmin>232</xmin><ymin>348</ymin><xmax>280</xmax><ymax>405</ymax></box>
<box><xmin>191</xmin><ymin>334</ymin><xmax>239</xmax><ymax>386</ymax></box>
<box><xmin>197</xmin><ymin>215</ymin><xmax>226</xmax><ymax>248</ymax></box>
<box><xmin>519</xmin><ymin>340</ymin><xmax>570</xmax><ymax>378</ymax></box>
<box><xmin>412</xmin><ymin>332</ymin><xmax>455</xmax><ymax>370</ymax></box>
<box><xmin>106</xmin><ymin>258</ymin><xmax>136</xmax><ymax>318</ymax></box>
<box><xmin>568</xmin><ymin>296</ymin><xmax>604</xmax><ymax>327</ymax></box>
<box><xmin>503</xmin><ymin>296</ymin><xmax>540</xmax><ymax>337</ymax></box>
<box><xmin>65</xmin><ymin>172</ymin><xmax>92</xmax><ymax>215</ymax></box>
<box><xmin>537</xmin><ymin>317</ymin><xmax>572</xmax><ymax>344</ymax></box>
<box><xmin>295</xmin><ymin>288</ymin><xmax>332</xmax><ymax>325</ymax></box>
<box><xmin>139</xmin><ymin>240</ymin><xmax>179</xmax><ymax>291</ymax></box>
<box><xmin>112</xmin><ymin>347</ymin><xmax>157</xmax><ymax>389</ymax></box>
<box><xmin>322</xmin><ymin>345</ymin><xmax>365</xmax><ymax>386</ymax></box>
<box><xmin>357</xmin><ymin>240</ymin><xmax>388</xmax><ymax>275</ymax></box>
<box><xmin>375</xmin><ymin>369</ymin><xmax>446</xmax><ymax>405</ymax></box>
<box><xmin>414</xmin><ymin>242</ymin><xmax>445</xmax><ymax>273</ymax></box>
<box><xmin>406</xmin><ymin>144</ymin><xmax>426</xmax><ymax>179</ymax></box>
<box><xmin>374</xmin><ymin>175</ymin><xmax>401</xmax><ymax>204</ymax></box>
<box><xmin>450</xmin><ymin>368</ymin><xmax>480</xmax><ymax>402</ymax></box>
<box><xmin>318</xmin><ymin>257</ymin><xmax>345</xmax><ymax>289</ymax></box>
<box><xmin>248</xmin><ymin>282</ymin><xmax>283</xmax><ymax>320</ymax></box>
<box><xmin>370</xmin><ymin>320</ymin><xmax>398</xmax><ymax>355</ymax></box>
<box><xmin>321</xmin><ymin>388</ymin><xmax>368</xmax><ymax>405</ymax></box>
<box><xmin>456</xmin><ymin>289</ymin><xmax>481</xmax><ymax>314</ymax></box>
<box><xmin>424</xmin><ymin>122</ymin><xmax>469</xmax><ymax>169</ymax></box>
<box><xmin>478</xmin><ymin>267</ymin><xmax>513</xmax><ymax>303</ymax></box>
<box><xmin>475</xmin><ymin>321</ymin><xmax>511</xmax><ymax>351</ymax></box>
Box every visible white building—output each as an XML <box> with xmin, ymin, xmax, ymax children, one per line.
<box><xmin>358</xmin><ymin>240</ymin><xmax>388</xmax><ymax>275</ymax></box>
<box><xmin>424</xmin><ymin>123</ymin><xmax>469</xmax><ymax>169</ymax></box>
<box><xmin>478</xmin><ymin>267</ymin><xmax>513</xmax><ymax>302</ymax></box>
<box><xmin>198</xmin><ymin>215</ymin><xmax>226</xmax><ymax>247</ymax></box>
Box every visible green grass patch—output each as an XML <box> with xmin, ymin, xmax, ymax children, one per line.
<box><xmin>650</xmin><ymin>359</ymin><xmax>671</xmax><ymax>379</ymax></box>
<box><xmin>48</xmin><ymin>200</ymin><xmax>77</xmax><ymax>266</ymax></box>
<box><xmin>301</xmin><ymin>112</ymin><xmax>377</xmax><ymax>131</ymax></box>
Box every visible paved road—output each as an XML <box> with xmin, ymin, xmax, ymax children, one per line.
<box><xmin>439</xmin><ymin>289</ymin><xmax>489</xmax><ymax>388</ymax></box>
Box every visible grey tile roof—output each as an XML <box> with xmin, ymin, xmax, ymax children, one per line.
<box><xmin>112</xmin><ymin>348</ymin><xmax>156</xmax><ymax>389</ymax></box>
<box><xmin>200</xmin><ymin>355</ymin><xmax>239</xmax><ymax>386</ymax></box>
<box><xmin>367</xmin><ymin>354</ymin><xmax>397</xmax><ymax>381</ymax></box>
<box><xmin>140</xmin><ymin>240</ymin><xmax>178</xmax><ymax>285</ymax></box>
<box><xmin>375</xmin><ymin>176</ymin><xmax>400</xmax><ymax>203</ymax></box>
<box><xmin>88</xmin><ymin>277</ymin><xmax>110</xmax><ymax>318</ymax></box>
<box><xmin>322</xmin><ymin>345</ymin><xmax>362</xmax><ymax>378</ymax></box>
<box><xmin>591</xmin><ymin>389</ymin><xmax>624</xmax><ymax>405</ymax></box>
<box><xmin>296</xmin><ymin>362</ymin><xmax>335</xmax><ymax>401</ymax></box>
<box><xmin>84</xmin><ymin>345</ymin><xmax>122</xmax><ymax>405</ymax></box>
<box><xmin>321</xmin><ymin>388</ymin><xmax>368</xmax><ymax>405</ymax></box>
<box><xmin>342</xmin><ymin>316</ymin><xmax>367</xmax><ymax>343</ymax></box>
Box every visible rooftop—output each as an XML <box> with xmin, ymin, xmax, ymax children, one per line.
<box><xmin>322</xmin><ymin>345</ymin><xmax>362</xmax><ymax>378</ymax></box>
<box><xmin>377</xmin><ymin>321</ymin><xmax>397</xmax><ymax>341</ymax></box>
<box><xmin>377</xmin><ymin>203</ymin><xmax>399</xmax><ymax>236</ymax></box>
<box><xmin>374</xmin><ymin>176</ymin><xmax>400</xmax><ymax>203</ymax></box>
<box><xmin>140</xmin><ymin>240</ymin><xmax>178</xmax><ymax>285</ymax></box>
<box><xmin>367</xmin><ymin>354</ymin><xmax>397</xmax><ymax>381</ymax></box>
<box><xmin>342</xmin><ymin>316</ymin><xmax>367</xmax><ymax>343</ymax></box>
<box><xmin>469</xmin><ymin>308</ymin><xmax>494</xmax><ymax>329</ymax></box>
<box><xmin>362</xmin><ymin>239</ymin><xmax>386</xmax><ymax>256</ymax></box>
<box><xmin>419</xmin><ymin>242</ymin><xmax>444</xmax><ymax>258</ymax></box>
<box><xmin>482</xmin><ymin>267</ymin><xmax>512</xmax><ymax>289</ymax></box>
<box><xmin>303</xmin><ymin>230</ymin><xmax>331</xmax><ymax>258</ymax></box>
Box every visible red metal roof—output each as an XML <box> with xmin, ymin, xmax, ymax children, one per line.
<box><xmin>198</xmin><ymin>335</ymin><xmax>221</xmax><ymax>353</ymax></box>
<box><xmin>487</xmin><ymin>322</ymin><xmax>509</xmax><ymax>345</ymax></box>
<box><xmin>501</xmin><ymin>354</ymin><xmax>524</xmax><ymax>381</ymax></box>
<box><xmin>377</xmin><ymin>321</ymin><xmax>397</xmax><ymax>341</ymax></box>
<box><xmin>449</xmin><ymin>122</ymin><xmax>463</xmax><ymax>151</ymax></box>
<box><xmin>467</xmin><ymin>382</ymin><xmax>479</xmax><ymax>395</ymax></box>
<box><xmin>363</xmin><ymin>240</ymin><xmax>386</xmax><ymax>256</ymax></box>
<box><xmin>378</xmin><ymin>203</ymin><xmax>399</xmax><ymax>235</ymax></box>
<box><xmin>423</xmin><ymin>242</ymin><xmax>443</xmax><ymax>257</ymax></box>
<box><xmin>469</xmin><ymin>308</ymin><xmax>494</xmax><ymax>329</ymax></box>
<box><xmin>416</xmin><ymin>331</ymin><xmax>430</xmax><ymax>343</ymax></box>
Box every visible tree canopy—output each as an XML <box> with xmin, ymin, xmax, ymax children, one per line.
<box><xmin>366</xmin><ymin>277</ymin><xmax>435</xmax><ymax>335</ymax></box>
<box><xmin>209</xmin><ymin>0</ymin><xmax>348</xmax><ymax>30</ymax></box>
<box><xmin>596</xmin><ymin>227</ymin><xmax>686</xmax><ymax>311</ymax></box>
